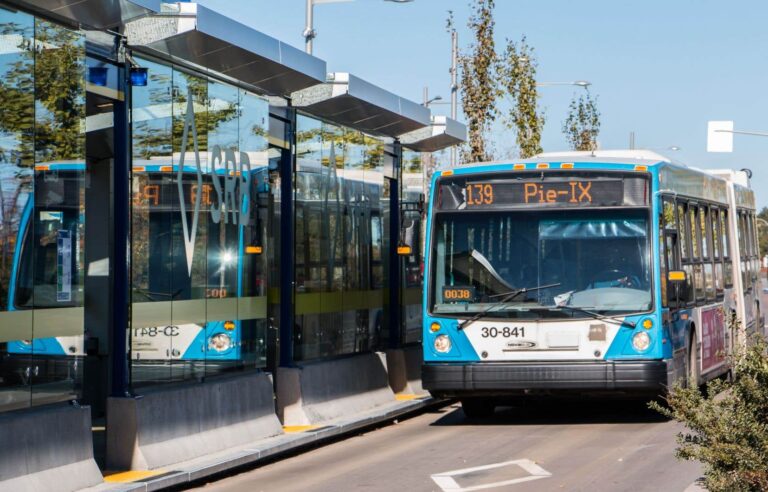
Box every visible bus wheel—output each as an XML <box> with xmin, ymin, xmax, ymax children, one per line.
<box><xmin>461</xmin><ymin>398</ymin><xmax>495</xmax><ymax>418</ymax></box>
<box><xmin>688</xmin><ymin>332</ymin><xmax>700</xmax><ymax>390</ymax></box>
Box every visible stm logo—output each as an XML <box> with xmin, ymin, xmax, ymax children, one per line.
<box><xmin>504</xmin><ymin>340</ymin><xmax>537</xmax><ymax>350</ymax></box>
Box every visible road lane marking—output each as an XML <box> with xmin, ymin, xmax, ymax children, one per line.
<box><xmin>431</xmin><ymin>459</ymin><xmax>552</xmax><ymax>491</ymax></box>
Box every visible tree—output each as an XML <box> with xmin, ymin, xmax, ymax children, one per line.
<box><xmin>562</xmin><ymin>91</ymin><xmax>601</xmax><ymax>151</ymax></box>
<box><xmin>448</xmin><ymin>2</ymin><xmax>497</xmax><ymax>163</ymax></box>
<box><xmin>651</xmin><ymin>321</ymin><xmax>768</xmax><ymax>491</ymax></box>
<box><xmin>498</xmin><ymin>36</ymin><xmax>545</xmax><ymax>158</ymax></box>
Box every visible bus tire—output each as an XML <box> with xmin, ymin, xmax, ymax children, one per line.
<box><xmin>687</xmin><ymin>329</ymin><xmax>700</xmax><ymax>390</ymax></box>
<box><xmin>461</xmin><ymin>398</ymin><xmax>495</xmax><ymax>418</ymax></box>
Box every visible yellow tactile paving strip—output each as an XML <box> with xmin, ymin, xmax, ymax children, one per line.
<box><xmin>103</xmin><ymin>470</ymin><xmax>167</xmax><ymax>483</ymax></box>
<box><xmin>283</xmin><ymin>425</ymin><xmax>323</xmax><ymax>433</ymax></box>
<box><xmin>395</xmin><ymin>394</ymin><xmax>428</xmax><ymax>401</ymax></box>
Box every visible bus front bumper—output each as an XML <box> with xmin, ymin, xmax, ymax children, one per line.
<box><xmin>422</xmin><ymin>360</ymin><xmax>670</xmax><ymax>398</ymax></box>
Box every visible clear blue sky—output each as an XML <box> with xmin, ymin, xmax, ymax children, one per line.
<box><xmin>198</xmin><ymin>0</ymin><xmax>768</xmax><ymax>209</ymax></box>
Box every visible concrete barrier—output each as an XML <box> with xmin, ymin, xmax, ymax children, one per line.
<box><xmin>0</xmin><ymin>403</ymin><xmax>102</xmax><ymax>492</ymax></box>
<box><xmin>277</xmin><ymin>352</ymin><xmax>396</xmax><ymax>426</ymax></box>
<box><xmin>107</xmin><ymin>371</ymin><xmax>282</xmax><ymax>470</ymax></box>
<box><xmin>386</xmin><ymin>345</ymin><xmax>426</xmax><ymax>395</ymax></box>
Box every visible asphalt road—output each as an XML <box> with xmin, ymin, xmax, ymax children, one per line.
<box><xmin>191</xmin><ymin>399</ymin><xmax>702</xmax><ymax>492</ymax></box>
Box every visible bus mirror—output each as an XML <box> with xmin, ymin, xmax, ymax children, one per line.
<box><xmin>668</xmin><ymin>271</ymin><xmax>686</xmax><ymax>283</ymax></box>
<box><xmin>398</xmin><ymin>218</ymin><xmax>418</xmax><ymax>256</ymax></box>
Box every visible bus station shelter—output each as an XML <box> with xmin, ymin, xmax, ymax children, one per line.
<box><xmin>0</xmin><ymin>1</ymin><xmax>465</xmax><ymax>489</ymax></box>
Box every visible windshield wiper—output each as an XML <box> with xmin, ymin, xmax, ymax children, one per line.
<box><xmin>457</xmin><ymin>282</ymin><xmax>561</xmax><ymax>331</ymax></box>
<box><xmin>547</xmin><ymin>305</ymin><xmax>636</xmax><ymax>328</ymax></box>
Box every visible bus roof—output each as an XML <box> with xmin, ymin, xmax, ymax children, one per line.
<box><xmin>439</xmin><ymin>149</ymin><xmax>755</xmax><ymax>207</ymax></box>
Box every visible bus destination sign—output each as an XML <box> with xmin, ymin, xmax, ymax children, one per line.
<box><xmin>442</xmin><ymin>179</ymin><xmax>626</xmax><ymax>209</ymax></box>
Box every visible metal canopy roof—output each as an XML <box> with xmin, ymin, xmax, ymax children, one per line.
<box><xmin>12</xmin><ymin>0</ymin><xmax>160</xmax><ymax>29</ymax></box>
<box><xmin>291</xmin><ymin>73</ymin><xmax>430</xmax><ymax>138</ymax></box>
<box><xmin>399</xmin><ymin>115</ymin><xmax>466</xmax><ymax>152</ymax></box>
<box><xmin>124</xmin><ymin>3</ymin><xmax>326</xmax><ymax>97</ymax></box>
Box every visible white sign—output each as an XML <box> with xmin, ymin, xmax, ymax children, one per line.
<box><xmin>57</xmin><ymin>230</ymin><xmax>72</xmax><ymax>302</ymax></box>
<box><xmin>707</xmin><ymin>120</ymin><xmax>734</xmax><ymax>153</ymax></box>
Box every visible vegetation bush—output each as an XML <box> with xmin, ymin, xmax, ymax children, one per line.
<box><xmin>651</xmin><ymin>326</ymin><xmax>768</xmax><ymax>491</ymax></box>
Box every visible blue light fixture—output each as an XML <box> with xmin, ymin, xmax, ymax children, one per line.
<box><xmin>88</xmin><ymin>66</ymin><xmax>108</xmax><ymax>86</ymax></box>
<box><xmin>130</xmin><ymin>67</ymin><xmax>148</xmax><ymax>87</ymax></box>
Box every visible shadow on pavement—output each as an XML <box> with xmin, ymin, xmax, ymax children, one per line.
<box><xmin>431</xmin><ymin>398</ymin><xmax>669</xmax><ymax>427</ymax></box>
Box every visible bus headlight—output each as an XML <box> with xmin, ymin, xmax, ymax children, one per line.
<box><xmin>209</xmin><ymin>333</ymin><xmax>232</xmax><ymax>352</ymax></box>
<box><xmin>632</xmin><ymin>331</ymin><xmax>651</xmax><ymax>352</ymax></box>
<box><xmin>434</xmin><ymin>334</ymin><xmax>452</xmax><ymax>353</ymax></box>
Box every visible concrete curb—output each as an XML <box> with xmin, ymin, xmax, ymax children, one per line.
<box><xmin>85</xmin><ymin>396</ymin><xmax>439</xmax><ymax>492</ymax></box>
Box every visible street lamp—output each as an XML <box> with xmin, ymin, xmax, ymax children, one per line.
<box><xmin>536</xmin><ymin>80</ymin><xmax>591</xmax><ymax>89</ymax></box>
<box><xmin>304</xmin><ymin>0</ymin><xmax>414</xmax><ymax>54</ymax></box>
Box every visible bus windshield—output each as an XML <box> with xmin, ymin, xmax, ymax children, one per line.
<box><xmin>430</xmin><ymin>209</ymin><xmax>652</xmax><ymax>319</ymax></box>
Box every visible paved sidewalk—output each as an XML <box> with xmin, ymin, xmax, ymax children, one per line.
<box><xmin>82</xmin><ymin>395</ymin><xmax>437</xmax><ymax>492</ymax></box>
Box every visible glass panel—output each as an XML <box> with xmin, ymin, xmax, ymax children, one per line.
<box><xmin>0</xmin><ymin>9</ymin><xmax>35</xmax><ymax>411</ymax></box>
<box><xmin>401</xmin><ymin>151</ymin><xmax>424</xmax><ymax>344</ymax></box>
<box><xmin>678</xmin><ymin>203</ymin><xmax>688</xmax><ymax>259</ymax></box>
<box><xmin>711</xmin><ymin>209</ymin><xmax>720</xmax><ymax>260</ymax></box>
<box><xmin>31</xmin><ymin>19</ymin><xmax>86</xmax><ymax>406</ymax></box>
<box><xmin>721</xmin><ymin>210</ymin><xmax>730</xmax><ymax>258</ymax></box>
<box><xmin>131</xmin><ymin>61</ymin><xmax>269</xmax><ymax>388</ymax></box>
<box><xmin>689</xmin><ymin>206</ymin><xmax>699</xmax><ymax>259</ymax></box>
<box><xmin>662</xmin><ymin>200</ymin><xmax>676</xmax><ymax>232</ymax></box>
<box><xmin>704</xmin><ymin>263</ymin><xmax>714</xmax><ymax>300</ymax></box>
<box><xmin>682</xmin><ymin>264</ymin><xmax>695</xmax><ymax>303</ymax></box>
<box><xmin>715</xmin><ymin>262</ymin><xmax>724</xmax><ymax>296</ymax></box>
<box><xmin>693</xmin><ymin>263</ymin><xmax>704</xmax><ymax>300</ymax></box>
<box><xmin>293</xmin><ymin>115</ymin><xmax>388</xmax><ymax>361</ymax></box>
<box><xmin>130</xmin><ymin>58</ymin><xmax>173</xmax><ymax>386</ymax></box>
<box><xmin>431</xmin><ymin>210</ymin><xmax>652</xmax><ymax>318</ymax></box>
<box><xmin>700</xmin><ymin>206</ymin><xmax>709</xmax><ymax>259</ymax></box>
<box><xmin>238</xmin><ymin>89</ymin><xmax>269</xmax><ymax>370</ymax></box>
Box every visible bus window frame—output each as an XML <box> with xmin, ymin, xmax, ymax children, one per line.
<box><xmin>425</xmin><ymin>197</ymin><xmax>656</xmax><ymax>320</ymax></box>
<box><xmin>660</xmin><ymin>196</ymin><xmax>680</xmax><ymax>309</ymax></box>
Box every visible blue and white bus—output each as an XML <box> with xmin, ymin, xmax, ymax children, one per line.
<box><xmin>421</xmin><ymin>151</ymin><xmax>761</xmax><ymax>417</ymax></box>
<box><xmin>4</xmin><ymin>161</ymin><xmax>270</xmax><ymax>386</ymax></box>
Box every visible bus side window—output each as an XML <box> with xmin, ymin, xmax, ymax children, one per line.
<box><xmin>701</xmin><ymin>206</ymin><xmax>715</xmax><ymax>301</ymax></box>
<box><xmin>677</xmin><ymin>202</ymin><xmax>689</xmax><ymax>260</ymax></box>
<box><xmin>689</xmin><ymin>205</ymin><xmax>705</xmax><ymax>302</ymax></box>
<box><xmin>712</xmin><ymin>208</ymin><xmax>724</xmax><ymax>298</ymax></box>
<box><xmin>722</xmin><ymin>210</ymin><xmax>733</xmax><ymax>287</ymax></box>
<box><xmin>676</xmin><ymin>200</ymin><xmax>694</xmax><ymax>305</ymax></box>
<box><xmin>661</xmin><ymin>199</ymin><xmax>678</xmax><ymax>308</ymax></box>
<box><xmin>738</xmin><ymin>211</ymin><xmax>748</xmax><ymax>291</ymax></box>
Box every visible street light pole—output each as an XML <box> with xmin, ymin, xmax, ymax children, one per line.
<box><xmin>304</xmin><ymin>0</ymin><xmax>315</xmax><ymax>54</ymax></box>
<box><xmin>536</xmin><ymin>80</ymin><xmax>591</xmax><ymax>89</ymax></box>
<box><xmin>450</xmin><ymin>30</ymin><xmax>458</xmax><ymax>166</ymax></box>
<box><xmin>304</xmin><ymin>0</ymin><xmax>412</xmax><ymax>55</ymax></box>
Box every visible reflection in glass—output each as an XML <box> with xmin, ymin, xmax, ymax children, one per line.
<box><xmin>0</xmin><ymin>15</ymin><xmax>86</xmax><ymax>410</ymax></box>
<box><xmin>130</xmin><ymin>60</ymin><xmax>269</xmax><ymax>388</ymax></box>
<box><xmin>293</xmin><ymin>115</ymin><xmax>388</xmax><ymax>361</ymax></box>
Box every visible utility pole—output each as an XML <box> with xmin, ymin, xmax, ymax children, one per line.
<box><xmin>629</xmin><ymin>131</ymin><xmax>635</xmax><ymax>150</ymax></box>
<box><xmin>450</xmin><ymin>30</ymin><xmax>458</xmax><ymax>166</ymax></box>
<box><xmin>304</xmin><ymin>0</ymin><xmax>315</xmax><ymax>54</ymax></box>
